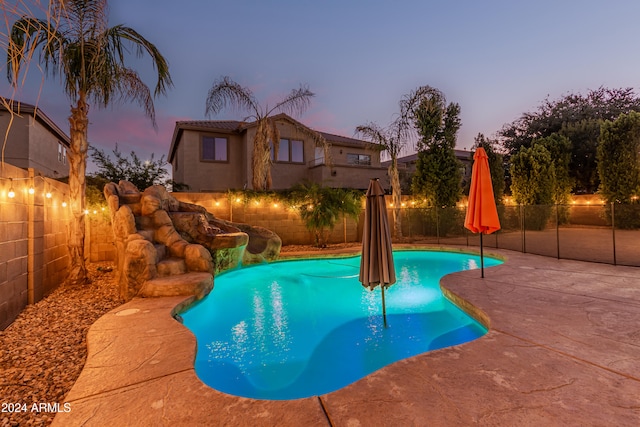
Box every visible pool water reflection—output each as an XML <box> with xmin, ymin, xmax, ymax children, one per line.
<box><xmin>181</xmin><ymin>250</ymin><xmax>501</xmax><ymax>400</ymax></box>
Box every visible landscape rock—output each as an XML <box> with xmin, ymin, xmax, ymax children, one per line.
<box><xmin>104</xmin><ymin>181</ymin><xmax>282</xmax><ymax>300</ymax></box>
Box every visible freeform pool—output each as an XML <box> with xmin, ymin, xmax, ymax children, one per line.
<box><xmin>181</xmin><ymin>250</ymin><xmax>501</xmax><ymax>400</ymax></box>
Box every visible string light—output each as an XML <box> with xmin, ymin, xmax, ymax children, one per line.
<box><xmin>28</xmin><ymin>186</ymin><xmax>35</xmax><ymax>195</ymax></box>
<box><xmin>8</xmin><ymin>179</ymin><xmax>15</xmax><ymax>198</ymax></box>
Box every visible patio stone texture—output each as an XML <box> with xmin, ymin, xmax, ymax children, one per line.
<box><xmin>53</xmin><ymin>247</ymin><xmax>640</xmax><ymax>426</ymax></box>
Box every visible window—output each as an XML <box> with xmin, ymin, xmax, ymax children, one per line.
<box><xmin>347</xmin><ymin>153</ymin><xmax>371</xmax><ymax>166</ymax></box>
<box><xmin>58</xmin><ymin>143</ymin><xmax>67</xmax><ymax>164</ymax></box>
<box><xmin>202</xmin><ymin>136</ymin><xmax>228</xmax><ymax>162</ymax></box>
<box><xmin>272</xmin><ymin>139</ymin><xmax>304</xmax><ymax>163</ymax></box>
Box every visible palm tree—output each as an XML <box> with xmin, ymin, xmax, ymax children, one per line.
<box><xmin>205</xmin><ymin>76</ymin><xmax>327</xmax><ymax>190</ymax></box>
<box><xmin>6</xmin><ymin>0</ymin><xmax>172</xmax><ymax>285</ymax></box>
<box><xmin>288</xmin><ymin>181</ymin><xmax>361</xmax><ymax>247</ymax></box>
<box><xmin>356</xmin><ymin>86</ymin><xmax>440</xmax><ymax>238</ymax></box>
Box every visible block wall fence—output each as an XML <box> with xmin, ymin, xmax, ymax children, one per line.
<box><xmin>171</xmin><ymin>193</ymin><xmax>366</xmax><ymax>245</ymax></box>
<box><xmin>0</xmin><ymin>164</ymin><xmax>72</xmax><ymax>329</ymax></box>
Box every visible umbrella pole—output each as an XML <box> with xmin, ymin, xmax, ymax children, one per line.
<box><xmin>480</xmin><ymin>233</ymin><xmax>485</xmax><ymax>278</ymax></box>
<box><xmin>381</xmin><ymin>285</ymin><xmax>388</xmax><ymax>328</ymax></box>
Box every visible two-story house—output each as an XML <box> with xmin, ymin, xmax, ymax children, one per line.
<box><xmin>382</xmin><ymin>149</ymin><xmax>473</xmax><ymax>192</ymax></box>
<box><xmin>168</xmin><ymin>113</ymin><xmax>389</xmax><ymax>191</ymax></box>
<box><xmin>0</xmin><ymin>99</ymin><xmax>70</xmax><ymax>178</ymax></box>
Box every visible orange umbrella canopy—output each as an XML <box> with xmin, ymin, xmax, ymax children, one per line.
<box><xmin>464</xmin><ymin>147</ymin><xmax>501</xmax><ymax>235</ymax></box>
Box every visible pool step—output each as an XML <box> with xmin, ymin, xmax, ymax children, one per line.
<box><xmin>157</xmin><ymin>256</ymin><xmax>186</xmax><ymax>277</ymax></box>
<box><xmin>140</xmin><ymin>272</ymin><xmax>213</xmax><ymax>300</ymax></box>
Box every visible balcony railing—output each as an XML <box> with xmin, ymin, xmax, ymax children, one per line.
<box><xmin>307</xmin><ymin>157</ymin><xmax>376</xmax><ymax>168</ymax></box>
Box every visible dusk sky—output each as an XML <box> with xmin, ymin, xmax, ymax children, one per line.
<box><xmin>4</xmin><ymin>0</ymin><xmax>640</xmax><ymax>171</ymax></box>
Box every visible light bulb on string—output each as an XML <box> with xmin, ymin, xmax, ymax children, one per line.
<box><xmin>8</xmin><ymin>179</ymin><xmax>15</xmax><ymax>199</ymax></box>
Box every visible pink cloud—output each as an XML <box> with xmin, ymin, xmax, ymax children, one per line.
<box><xmin>300</xmin><ymin>108</ymin><xmax>352</xmax><ymax>137</ymax></box>
<box><xmin>88</xmin><ymin>108</ymin><xmax>188</xmax><ymax>159</ymax></box>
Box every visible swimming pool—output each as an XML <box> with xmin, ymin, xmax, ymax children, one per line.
<box><xmin>181</xmin><ymin>250</ymin><xmax>501</xmax><ymax>400</ymax></box>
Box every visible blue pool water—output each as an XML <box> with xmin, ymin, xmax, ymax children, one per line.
<box><xmin>181</xmin><ymin>250</ymin><xmax>501</xmax><ymax>400</ymax></box>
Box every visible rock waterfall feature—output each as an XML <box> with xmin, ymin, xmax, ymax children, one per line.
<box><xmin>104</xmin><ymin>181</ymin><xmax>281</xmax><ymax>301</ymax></box>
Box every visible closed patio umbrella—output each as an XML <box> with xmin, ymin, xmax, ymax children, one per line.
<box><xmin>360</xmin><ymin>178</ymin><xmax>396</xmax><ymax>327</ymax></box>
<box><xmin>464</xmin><ymin>147</ymin><xmax>501</xmax><ymax>278</ymax></box>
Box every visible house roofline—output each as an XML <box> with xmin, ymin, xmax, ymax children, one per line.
<box><xmin>0</xmin><ymin>98</ymin><xmax>70</xmax><ymax>146</ymax></box>
<box><xmin>381</xmin><ymin>148</ymin><xmax>473</xmax><ymax>167</ymax></box>
<box><xmin>168</xmin><ymin>113</ymin><xmax>382</xmax><ymax>162</ymax></box>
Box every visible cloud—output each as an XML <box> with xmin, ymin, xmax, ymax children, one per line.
<box><xmin>88</xmin><ymin>107</ymin><xmax>188</xmax><ymax>159</ymax></box>
<box><xmin>301</xmin><ymin>108</ymin><xmax>353</xmax><ymax>137</ymax></box>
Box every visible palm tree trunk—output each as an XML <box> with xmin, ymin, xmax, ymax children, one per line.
<box><xmin>389</xmin><ymin>160</ymin><xmax>403</xmax><ymax>238</ymax></box>
<box><xmin>252</xmin><ymin>120</ymin><xmax>269</xmax><ymax>190</ymax></box>
<box><xmin>66</xmin><ymin>92</ymin><xmax>89</xmax><ymax>285</ymax></box>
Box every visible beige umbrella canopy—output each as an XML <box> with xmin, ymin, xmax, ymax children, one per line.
<box><xmin>359</xmin><ymin>179</ymin><xmax>396</xmax><ymax>327</ymax></box>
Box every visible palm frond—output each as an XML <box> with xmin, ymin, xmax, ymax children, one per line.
<box><xmin>107</xmin><ymin>25</ymin><xmax>172</xmax><ymax>96</ymax></box>
<box><xmin>355</xmin><ymin>123</ymin><xmax>388</xmax><ymax>147</ymax></box>
<box><xmin>205</xmin><ymin>75</ymin><xmax>259</xmax><ymax>118</ymax></box>
<box><xmin>268</xmin><ymin>84</ymin><xmax>314</xmax><ymax>117</ymax></box>
<box><xmin>113</xmin><ymin>67</ymin><xmax>156</xmax><ymax>127</ymax></box>
<box><xmin>58</xmin><ymin>0</ymin><xmax>109</xmax><ymax>40</ymax></box>
<box><xmin>7</xmin><ymin>17</ymin><xmax>64</xmax><ymax>85</ymax></box>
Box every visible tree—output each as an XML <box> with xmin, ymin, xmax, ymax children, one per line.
<box><xmin>472</xmin><ymin>133</ymin><xmax>505</xmax><ymax>206</ymax></box>
<box><xmin>7</xmin><ymin>0</ymin><xmax>172</xmax><ymax>285</ymax></box>
<box><xmin>499</xmin><ymin>87</ymin><xmax>640</xmax><ymax>193</ymax></box>
<box><xmin>510</xmin><ymin>145</ymin><xmax>555</xmax><ymax>230</ymax></box>
<box><xmin>534</xmin><ymin>133</ymin><xmax>573</xmax><ymax>205</ymax></box>
<box><xmin>356</xmin><ymin>86</ymin><xmax>439</xmax><ymax>238</ymax></box>
<box><xmin>559</xmin><ymin>119</ymin><xmax>601</xmax><ymax>193</ymax></box>
<box><xmin>597</xmin><ymin>112</ymin><xmax>640</xmax><ymax>204</ymax></box>
<box><xmin>510</xmin><ymin>145</ymin><xmax>555</xmax><ymax>205</ymax></box>
<box><xmin>411</xmin><ymin>89</ymin><xmax>462</xmax><ymax>208</ymax></box>
<box><xmin>287</xmin><ymin>182</ymin><xmax>362</xmax><ymax>247</ymax></box>
<box><xmin>205</xmin><ymin>76</ymin><xmax>326</xmax><ymax>190</ymax></box>
<box><xmin>89</xmin><ymin>145</ymin><xmax>183</xmax><ymax>191</ymax></box>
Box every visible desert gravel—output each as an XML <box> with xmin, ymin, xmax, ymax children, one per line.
<box><xmin>0</xmin><ymin>245</ymin><xmax>357</xmax><ymax>426</ymax></box>
<box><xmin>0</xmin><ymin>262</ymin><xmax>123</xmax><ymax>427</ymax></box>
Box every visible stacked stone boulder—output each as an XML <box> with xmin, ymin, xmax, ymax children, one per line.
<box><xmin>104</xmin><ymin>181</ymin><xmax>281</xmax><ymax>301</ymax></box>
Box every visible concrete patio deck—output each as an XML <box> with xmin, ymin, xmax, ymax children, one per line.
<box><xmin>52</xmin><ymin>246</ymin><xmax>640</xmax><ymax>426</ymax></box>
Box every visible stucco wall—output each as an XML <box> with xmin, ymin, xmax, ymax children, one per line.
<box><xmin>0</xmin><ymin>111</ymin><xmax>30</xmax><ymax>166</ymax></box>
<box><xmin>28</xmin><ymin>116</ymin><xmax>68</xmax><ymax>178</ymax></box>
<box><xmin>0</xmin><ymin>111</ymin><xmax>68</xmax><ymax>178</ymax></box>
<box><xmin>176</xmin><ymin>129</ymin><xmax>246</xmax><ymax>192</ymax></box>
